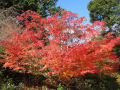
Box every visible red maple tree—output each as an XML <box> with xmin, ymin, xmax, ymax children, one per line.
<box><xmin>0</xmin><ymin>10</ymin><xmax>119</xmax><ymax>81</ymax></box>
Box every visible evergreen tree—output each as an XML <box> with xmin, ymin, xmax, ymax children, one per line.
<box><xmin>0</xmin><ymin>0</ymin><xmax>63</xmax><ymax>17</ymax></box>
<box><xmin>88</xmin><ymin>0</ymin><xmax>120</xmax><ymax>29</ymax></box>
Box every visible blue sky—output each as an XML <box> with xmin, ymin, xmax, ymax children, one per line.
<box><xmin>57</xmin><ymin>0</ymin><xmax>91</xmax><ymax>23</ymax></box>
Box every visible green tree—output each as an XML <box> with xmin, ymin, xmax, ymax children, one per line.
<box><xmin>0</xmin><ymin>0</ymin><xmax>63</xmax><ymax>17</ymax></box>
<box><xmin>88</xmin><ymin>0</ymin><xmax>120</xmax><ymax>29</ymax></box>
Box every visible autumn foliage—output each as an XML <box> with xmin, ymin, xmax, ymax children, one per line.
<box><xmin>0</xmin><ymin>10</ymin><xmax>120</xmax><ymax>81</ymax></box>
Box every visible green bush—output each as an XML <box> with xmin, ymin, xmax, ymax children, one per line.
<box><xmin>67</xmin><ymin>73</ymin><xmax>120</xmax><ymax>90</ymax></box>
